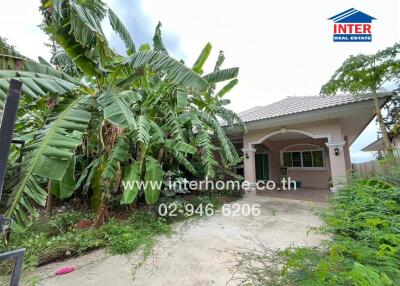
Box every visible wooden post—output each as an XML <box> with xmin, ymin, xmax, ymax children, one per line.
<box><xmin>0</xmin><ymin>79</ymin><xmax>22</xmax><ymax>199</ymax></box>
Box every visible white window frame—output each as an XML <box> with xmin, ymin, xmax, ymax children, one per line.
<box><xmin>280</xmin><ymin>146</ymin><xmax>326</xmax><ymax>171</ymax></box>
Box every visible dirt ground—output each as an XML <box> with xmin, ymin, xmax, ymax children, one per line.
<box><xmin>29</xmin><ymin>196</ymin><xmax>325</xmax><ymax>286</ymax></box>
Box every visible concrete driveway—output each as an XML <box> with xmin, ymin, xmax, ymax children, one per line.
<box><xmin>33</xmin><ymin>196</ymin><xmax>325</xmax><ymax>286</ymax></box>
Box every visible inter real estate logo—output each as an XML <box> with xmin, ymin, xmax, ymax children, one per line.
<box><xmin>328</xmin><ymin>8</ymin><xmax>376</xmax><ymax>42</ymax></box>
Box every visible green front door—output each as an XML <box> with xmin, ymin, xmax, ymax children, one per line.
<box><xmin>255</xmin><ymin>153</ymin><xmax>269</xmax><ymax>181</ymax></box>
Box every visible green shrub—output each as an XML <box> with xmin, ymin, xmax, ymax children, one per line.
<box><xmin>235</xmin><ymin>172</ymin><xmax>400</xmax><ymax>286</ymax></box>
<box><xmin>0</xmin><ymin>211</ymin><xmax>171</xmax><ymax>270</ymax></box>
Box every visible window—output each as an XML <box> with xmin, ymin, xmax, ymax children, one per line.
<box><xmin>302</xmin><ymin>151</ymin><xmax>313</xmax><ymax>167</ymax></box>
<box><xmin>292</xmin><ymin>152</ymin><xmax>302</xmax><ymax>167</ymax></box>
<box><xmin>282</xmin><ymin>150</ymin><xmax>324</xmax><ymax>168</ymax></box>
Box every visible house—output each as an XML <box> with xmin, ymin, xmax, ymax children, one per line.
<box><xmin>224</xmin><ymin>93</ymin><xmax>392</xmax><ymax>194</ymax></box>
<box><xmin>362</xmin><ymin>133</ymin><xmax>400</xmax><ymax>155</ymax></box>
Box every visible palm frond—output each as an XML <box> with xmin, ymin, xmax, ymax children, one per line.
<box><xmin>108</xmin><ymin>8</ymin><xmax>135</xmax><ymax>55</ymax></box>
<box><xmin>97</xmin><ymin>89</ymin><xmax>136</xmax><ymax>129</ymax></box>
<box><xmin>51</xmin><ymin>50</ymin><xmax>81</xmax><ymax>76</ymax></box>
<box><xmin>196</xmin><ymin>130</ymin><xmax>218</xmax><ymax>178</ymax></box>
<box><xmin>0</xmin><ymin>37</ymin><xmax>26</xmax><ymax>58</ymax></box>
<box><xmin>42</xmin><ymin>0</ymin><xmax>109</xmax><ymax>76</ymax></box>
<box><xmin>50</xmin><ymin>157</ymin><xmax>76</xmax><ymax>200</ymax></box>
<box><xmin>214</xmin><ymin>50</ymin><xmax>225</xmax><ymax>72</ymax></box>
<box><xmin>102</xmin><ymin>136</ymin><xmax>130</xmax><ymax>179</ymax></box>
<box><xmin>166</xmin><ymin>146</ymin><xmax>197</xmax><ymax>175</ymax></box>
<box><xmin>143</xmin><ymin>156</ymin><xmax>164</xmax><ymax>204</ymax></box>
<box><xmin>5</xmin><ymin>95</ymin><xmax>92</xmax><ymax>228</ymax></box>
<box><xmin>122</xmin><ymin>51</ymin><xmax>209</xmax><ymax>92</ymax></box>
<box><xmin>193</xmin><ymin>109</ymin><xmax>236</xmax><ymax>163</ymax></box>
<box><xmin>216</xmin><ymin>79</ymin><xmax>238</xmax><ymax>98</ymax></box>
<box><xmin>152</xmin><ymin>22</ymin><xmax>168</xmax><ymax>54</ymax></box>
<box><xmin>203</xmin><ymin>67</ymin><xmax>239</xmax><ymax>83</ymax></box>
<box><xmin>214</xmin><ymin>105</ymin><xmax>247</xmax><ymax>132</ymax></box>
<box><xmin>192</xmin><ymin>42</ymin><xmax>212</xmax><ymax>74</ymax></box>
<box><xmin>136</xmin><ymin>115</ymin><xmax>151</xmax><ymax>145</ymax></box>
<box><xmin>165</xmin><ymin>139</ymin><xmax>196</xmax><ymax>154</ymax></box>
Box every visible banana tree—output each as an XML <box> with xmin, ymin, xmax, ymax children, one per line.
<box><xmin>1</xmin><ymin>0</ymin><xmax>244</xmax><ymax>228</ymax></box>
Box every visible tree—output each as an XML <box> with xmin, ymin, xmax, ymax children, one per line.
<box><xmin>384</xmin><ymin>90</ymin><xmax>400</xmax><ymax>137</ymax></box>
<box><xmin>321</xmin><ymin>43</ymin><xmax>400</xmax><ymax>161</ymax></box>
<box><xmin>0</xmin><ymin>0</ymin><xmax>243</xmax><ymax>228</ymax></box>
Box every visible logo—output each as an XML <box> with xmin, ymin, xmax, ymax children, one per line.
<box><xmin>328</xmin><ymin>8</ymin><xmax>376</xmax><ymax>42</ymax></box>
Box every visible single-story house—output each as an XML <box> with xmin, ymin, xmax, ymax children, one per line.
<box><xmin>224</xmin><ymin>93</ymin><xmax>392</xmax><ymax>194</ymax></box>
<box><xmin>362</xmin><ymin>133</ymin><xmax>400</xmax><ymax>155</ymax></box>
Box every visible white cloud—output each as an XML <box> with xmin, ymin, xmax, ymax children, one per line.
<box><xmin>1</xmin><ymin>0</ymin><xmax>399</xmax><ymax>162</ymax></box>
<box><xmin>141</xmin><ymin>0</ymin><xmax>400</xmax><ymax>162</ymax></box>
<box><xmin>0</xmin><ymin>0</ymin><xmax>50</xmax><ymax>61</ymax></box>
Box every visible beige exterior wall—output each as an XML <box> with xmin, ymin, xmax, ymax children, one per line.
<box><xmin>243</xmin><ymin>119</ymin><xmax>343</xmax><ymax>149</ymax></box>
<box><xmin>266</xmin><ymin>138</ymin><xmax>330</xmax><ymax>188</ymax></box>
<box><xmin>241</xmin><ymin>119</ymin><xmax>351</xmax><ymax>192</ymax></box>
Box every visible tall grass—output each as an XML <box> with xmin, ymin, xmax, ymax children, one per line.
<box><xmin>234</xmin><ymin>168</ymin><xmax>400</xmax><ymax>285</ymax></box>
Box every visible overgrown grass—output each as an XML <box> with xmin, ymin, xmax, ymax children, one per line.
<box><xmin>234</xmin><ymin>169</ymin><xmax>400</xmax><ymax>286</ymax></box>
<box><xmin>0</xmin><ymin>193</ymin><xmax>236</xmax><ymax>273</ymax></box>
<box><xmin>156</xmin><ymin>193</ymin><xmax>237</xmax><ymax>222</ymax></box>
<box><xmin>0</xmin><ymin>211</ymin><xmax>172</xmax><ymax>271</ymax></box>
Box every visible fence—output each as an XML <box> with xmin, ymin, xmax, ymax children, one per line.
<box><xmin>352</xmin><ymin>151</ymin><xmax>400</xmax><ymax>178</ymax></box>
<box><xmin>352</xmin><ymin>160</ymin><xmax>382</xmax><ymax>178</ymax></box>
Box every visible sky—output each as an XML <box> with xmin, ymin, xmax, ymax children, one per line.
<box><xmin>1</xmin><ymin>0</ymin><xmax>399</xmax><ymax>162</ymax></box>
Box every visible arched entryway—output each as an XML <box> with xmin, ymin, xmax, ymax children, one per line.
<box><xmin>242</xmin><ymin>128</ymin><xmax>349</xmax><ymax>194</ymax></box>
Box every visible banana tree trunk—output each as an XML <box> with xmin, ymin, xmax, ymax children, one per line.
<box><xmin>46</xmin><ymin>180</ymin><xmax>53</xmax><ymax>217</ymax></box>
<box><xmin>372</xmin><ymin>90</ymin><xmax>395</xmax><ymax>163</ymax></box>
<box><xmin>93</xmin><ymin>192</ymin><xmax>108</xmax><ymax>227</ymax></box>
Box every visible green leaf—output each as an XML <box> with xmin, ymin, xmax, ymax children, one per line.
<box><xmin>203</xmin><ymin>67</ymin><xmax>239</xmax><ymax>83</ymax></box>
<box><xmin>108</xmin><ymin>8</ymin><xmax>135</xmax><ymax>55</ymax></box>
<box><xmin>213</xmin><ymin>50</ymin><xmax>225</xmax><ymax>72</ymax></box>
<box><xmin>176</xmin><ymin>89</ymin><xmax>188</xmax><ymax>111</ymax></box>
<box><xmin>152</xmin><ymin>22</ymin><xmax>168</xmax><ymax>54</ymax></box>
<box><xmin>122</xmin><ymin>50</ymin><xmax>209</xmax><ymax>92</ymax></box>
<box><xmin>6</xmin><ymin>95</ymin><xmax>91</xmax><ymax>228</ymax></box>
<box><xmin>165</xmin><ymin>139</ymin><xmax>196</xmax><ymax>154</ymax></box>
<box><xmin>144</xmin><ymin>156</ymin><xmax>164</xmax><ymax>204</ymax></box>
<box><xmin>192</xmin><ymin>42</ymin><xmax>212</xmax><ymax>74</ymax></box>
<box><xmin>102</xmin><ymin>136</ymin><xmax>130</xmax><ymax>179</ymax></box>
<box><xmin>121</xmin><ymin>161</ymin><xmax>140</xmax><ymax>204</ymax></box>
<box><xmin>196</xmin><ymin>129</ymin><xmax>218</xmax><ymax>178</ymax></box>
<box><xmin>97</xmin><ymin>89</ymin><xmax>136</xmax><ymax>129</ymax></box>
<box><xmin>216</xmin><ymin>79</ymin><xmax>238</xmax><ymax>98</ymax></box>
<box><xmin>0</xmin><ymin>55</ymin><xmax>79</xmax><ymax>100</ymax></box>
<box><xmin>136</xmin><ymin>115</ymin><xmax>151</xmax><ymax>145</ymax></box>
<box><xmin>51</xmin><ymin>157</ymin><xmax>76</xmax><ymax>199</ymax></box>
<box><xmin>45</xmin><ymin>0</ymin><xmax>111</xmax><ymax>77</ymax></box>
<box><xmin>74</xmin><ymin>158</ymin><xmax>100</xmax><ymax>194</ymax></box>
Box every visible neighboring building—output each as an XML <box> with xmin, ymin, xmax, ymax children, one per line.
<box><xmin>224</xmin><ymin>93</ymin><xmax>392</xmax><ymax>193</ymax></box>
<box><xmin>362</xmin><ymin>133</ymin><xmax>400</xmax><ymax>155</ymax></box>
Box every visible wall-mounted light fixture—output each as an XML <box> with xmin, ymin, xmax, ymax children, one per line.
<box><xmin>245</xmin><ymin>152</ymin><xmax>249</xmax><ymax>159</ymax></box>
<box><xmin>334</xmin><ymin>147</ymin><xmax>340</xmax><ymax>156</ymax></box>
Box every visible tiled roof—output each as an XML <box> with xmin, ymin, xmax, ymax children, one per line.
<box><xmin>236</xmin><ymin>93</ymin><xmax>391</xmax><ymax>124</ymax></box>
<box><xmin>361</xmin><ymin>137</ymin><xmax>384</xmax><ymax>152</ymax></box>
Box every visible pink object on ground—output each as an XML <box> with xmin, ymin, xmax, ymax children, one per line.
<box><xmin>55</xmin><ymin>266</ymin><xmax>75</xmax><ymax>275</ymax></box>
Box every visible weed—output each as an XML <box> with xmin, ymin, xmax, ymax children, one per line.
<box><xmin>233</xmin><ymin>168</ymin><xmax>400</xmax><ymax>285</ymax></box>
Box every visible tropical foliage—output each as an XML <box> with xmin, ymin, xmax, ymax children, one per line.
<box><xmin>0</xmin><ymin>0</ymin><xmax>244</xmax><ymax>229</ymax></box>
<box><xmin>320</xmin><ymin>42</ymin><xmax>400</xmax><ymax>160</ymax></box>
<box><xmin>234</xmin><ymin>169</ymin><xmax>400</xmax><ymax>285</ymax></box>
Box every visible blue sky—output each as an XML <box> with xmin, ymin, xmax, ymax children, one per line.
<box><xmin>1</xmin><ymin>0</ymin><xmax>399</xmax><ymax>163</ymax></box>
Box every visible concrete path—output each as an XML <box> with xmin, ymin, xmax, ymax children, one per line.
<box><xmin>32</xmin><ymin>196</ymin><xmax>325</xmax><ymax>286</ymax></box>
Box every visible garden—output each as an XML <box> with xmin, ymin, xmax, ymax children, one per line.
<box><xmin>0</xmin><ymin>0</ymin><xmax>245</xmax><ymax>281</ymax></box>
<box><xmin>1</xmin><ymin>1</ymin><xmax>400</xmax><ymax>286</ymax></box>
<box><xmin>233</xmin><ymin>166</ymin><xmax>400</xmax><ymax>286</ymax></box>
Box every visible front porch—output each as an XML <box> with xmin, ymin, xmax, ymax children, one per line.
<box><xmin>232</xmin><ymin>122</ymin><xmax>353</xmax><ymax>195</ymax></box>
<box><xmin>257</xmin><ymin>188</ymin><xmax>332</xmax><ymax>203</ymax></box>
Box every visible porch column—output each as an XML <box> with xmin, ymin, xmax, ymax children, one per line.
<box><xmin>326</xmin><ymin>141</ymin><xmax>348</xmax><ymax>192</ymax></box>
<box><xmin>242</xmin><ymin>147</ymin><xmax>257</xmax><ymax>195</ymax></box>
